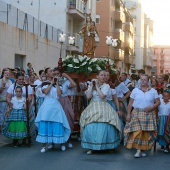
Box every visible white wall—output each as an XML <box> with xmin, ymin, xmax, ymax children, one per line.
<box><xmin>0</xmin><ymin>21</ymin><xmax>64</xmax><ymax>72</ymax></box>
<box><xmin>2</xmin><ymin>0</ymin><xmax>68</xmax><ymax>32</ymax></box>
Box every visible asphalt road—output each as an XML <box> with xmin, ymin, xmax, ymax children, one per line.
<box><xmin>0</xmin><ymin>135</ymin><xmax>170</xmax><ymax>170</ymax></box>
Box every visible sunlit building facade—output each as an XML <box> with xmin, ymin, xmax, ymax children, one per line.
<box><xmin>95</xmin><ymin>0</ymin><xmax>134</xmax><ymax>73</ymax></box>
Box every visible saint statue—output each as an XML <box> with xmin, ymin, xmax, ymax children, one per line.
<box><xmin>79</xmin><ymin>13</ymin><xmax>99</xmax><ymax>58</ymax></box>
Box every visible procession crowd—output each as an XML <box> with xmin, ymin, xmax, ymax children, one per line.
<box><xmin>0</xmin><ymin>62</ymin><xmax>170</xmax><ymax>158</ymax></box>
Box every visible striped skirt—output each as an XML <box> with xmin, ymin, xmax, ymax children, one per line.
<box><xmin>157</xmin><ymin>116</ymin><xmax>168</xmax><ymax>146</ymax></box>
<box><xmin>124</xmin><ymin>108</ymin><xmax>157</xmax><ymax>150</ymax></box>
<box><xmin>80</xmin><ymin>101</ymin><xmax>121</xmax><ymax>150</ymax></box>
<box><xmin>2</xmin><ymin>109</ymin><xmax>27</xmax><ymax>139</ymax></box>
<box><xmin>59</xmin><ymin>96</ymin><xmax>74</xmax><ymax>132</ymax></box>
<box><xmin>81</xmin><ymin>122</ymin><xmax>120</xmax><ymax>150</ymax></box>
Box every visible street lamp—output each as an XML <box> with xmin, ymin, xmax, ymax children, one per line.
<box><xmin>106</xmin><ymin>36</ymin><xmax>118</xmax><ymax>70</ymax></box>
<box><xmin>68</xmin><ymin>36</ymin><xmax>75</xmax><ymax>55</ymax></box>
<box><xmin>58</xmin><ymin>33</ymin><xmax>66</xmax><ymax>71</ymax></box>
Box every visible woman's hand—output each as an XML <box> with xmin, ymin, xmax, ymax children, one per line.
<box><xmin>144</xmin><ymin>106</ymin><xmax>153</xmax><ymax>112</ymax></box>
<box><xmin>62</xmin><ymin>73</ymin><xmax>68</xmax><ymax>78</ymax></box>
<box><xmin>118</xmin><ymin>97</ymin><xmax>124</xmax><ymax>102</ymax></box>
<box><xmin>126</xmin><ymin>114</ymin><xmax>131</xmax><ymax>122</ymax></box>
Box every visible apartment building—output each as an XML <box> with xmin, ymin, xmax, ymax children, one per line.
<box><xmin>95</xmin><ymin>0</ymin><xmax>135</xmax><ymax>73</ymax></box>
<box><xmin>123</xmin><ymin>0</ymin><xmax>145</xmax><ymax>71</ymax></box>
<box><xmin>154</xmin><ymin>46</ymin><xmax>170</xmax><ymax>75</ymax></box>
<box><xmin>143</xmin><ymin>15</ymin><xmax>154</xmax><ymax>75</ymax></box>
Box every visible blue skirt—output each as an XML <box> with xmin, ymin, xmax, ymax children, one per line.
<box><xmin>157</xmin><ymin>116</ymin><xmax>168</xmax><ymax>146</ymax></box>
<box><xmin>107</xmin><ymin>100</ymin><xmax>124</xmax><ymax>140</ymax></box>
<box><xmin>36</xmin><ymin>121</ymin><xmax>66</xmax><ymax>144</ymax></box>
<box><xmin>81</xmin><ymin>122</ymin><xmax>120</xmax><ymax>150</ymax></box>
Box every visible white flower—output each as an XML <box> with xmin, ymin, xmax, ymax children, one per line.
<box><xmin>92</xmin><ymin>58</ymin><xmax>97</xmax><ymax>62</ymax></box>
<box><xmin>73</xmin><ymin>58</ymin><xmax>79</xmax><ymax>63</ymax></box>
<box><xmin>81</xmin><ymin>61</ymin><xmax>87</xmax><ymax>66</ymax></box>
<box><xmin>78</xmin><ymin>55</ymin><xmax>84</xmax><ymax>62</ymax></box>
<box><xmin>86</xmin><ymin>57</ymin><xmax>90</xmax><ymax>61</ymax></box>
<box><xmin>65</xmin><ymin>55</ymin><xmax>72</xmax><ymax>60</ymax></box>
<box><xmin>68</xmin><ymin>64</ymin><xmax>73</xmax><ymax>67</ymax></box>
<box><xmin>96</xmin><ymin>66</ymin><xmax>101</xmax><ymax>70</ymax></box>
<box><xmin>88</xmin><ymin>67</ymin><xmax>92</xmax><ymax>71</ymax></box>
<box><xmin>74</xmin><ymin>66</ymin><xmax>79</xmax><ymax>68</ymax></box>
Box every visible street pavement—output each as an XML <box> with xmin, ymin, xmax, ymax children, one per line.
<box><xmin>0</xmin><ymin>134</ymin><xmax>170</xmax><ymax>170</ymax></box>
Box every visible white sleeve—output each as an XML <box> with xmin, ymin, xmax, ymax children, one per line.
<box><xmin>101</xmin><ymin>84</ymin><xmax>110</xmax><ymax>95</ymax></box>
<box><xmin>7</xmin><ymin>84</ymin><xmax>14</xmax><ymax>94</ymax></box>
<box><xmin>153</xmin><ymin>89</ymin><xmax>159</xmax><ymax>99</ymax></box>
<box><xmin>111</xmin><ymin>89</ymin><xmax>116</xmax><ymax>95</ymax></box>
<box><xmin>130</xmin><ymin>88</ymin><xmax>136</xmax><ymax>99</ymax></box>
<box><xmin>28</xmin><ymin>86</ymin><xmax>33</xmax><ymax>95</ymax></box>
<box><xmin>42</xmin><ymin>85</ymin><xmax>48</xmax><ymax>90</ymax></box>
<box><xmin>121</xmin><ymin>83</ymin><xmax>129</xmax><ymax>94</ymax></box>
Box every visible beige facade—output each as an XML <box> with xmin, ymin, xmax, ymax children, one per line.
<box><xmin>0</xmin><ymin>22</ymin><xmax>62</xmax><ymax>72</ymax></box>
<box><xmin>95</xmin><ymin>0</ymin><xmax>134</xmax><ymax>73</ymax></box>
<box><xmin>154</xmin><ymin>46</ymin><xmax>170</xmax><ymax>75</ymax></box>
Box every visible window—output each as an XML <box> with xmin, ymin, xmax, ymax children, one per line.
<box><xmin>96</xmin><ymin>14</ymin><xmax>100</xmax><ymax>24</ymax></box>
<box><xmin>15</xmin><ymin>54</ymin><xmax>26</xmax><ymax>69</ymax></box>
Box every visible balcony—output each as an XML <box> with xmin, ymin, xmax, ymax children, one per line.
<box><xmin>125</xmin><ymin>22</ymin><xmax>134</xmax><ymax>33</ymax></box>
<box><xmin>115</xmin><ymin>11</ymin><xmax>125</xmax><ymax>22</ymax></box>
<box><xmin>114</xmin><ymin>29</ymin><xmax>124</xmax><ymax>42</ymax></box>
<box><xmin>68</xmin><ymin>0</ymin><xmax>86</xmax><ymax>20</ymax></box>
<box><xmin>151</xmin><ymin>55</ymin><xmax>157</xmax><ymax>60</ymax></box>
<box><xmin>114</xmin><ymin>49</ymin><xmax>124</xmax><ymax>61</ymax></box>
<box><xmin>124</xmin><ymin>55</ymin><xmax>133</xmax><ymax>64</ymax></box>
<box><xmin>124</xmin><ymin>1</ymin><xmax>137</xmax><ymax>10</ymax></box>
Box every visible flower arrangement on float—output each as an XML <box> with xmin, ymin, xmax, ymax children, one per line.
<box><xmin>62</xmin><ymin>55</ymin><xmax>116</xmax><ymax>76</ymax></box>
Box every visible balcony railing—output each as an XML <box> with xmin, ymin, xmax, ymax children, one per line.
<box><xmin>115</xmin><ymin>11</ymin><xmax>125</xmax><ymax>22</ymax></box>
<box><xmin>124</xmin><ymin>55</ymin><xmax>133</xmax><ymax>64</ymax></box>
<box><xmin>114</xmin><ymin>29</ymin><xmax>124</xmax><ymax>42</ymax></box>
<box><xmin>125</xmin><ymin>22</ymin><xmax>134</xmax><ymax>33</ymax></box>
<box><xmin>68</xmin><ymin>0</ymin><xmax>86</xmax><ymax>20</ymax></box>
<box><xmin>115</xmin><ymin>49</ymin><xmax>124</xmax><ymax>61</ymax></box>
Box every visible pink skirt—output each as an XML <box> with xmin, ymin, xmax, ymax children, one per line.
<box><xmin>59</xmin><ymin>96</ymin><xmax>74</xmax><ymax>132</ymax></box>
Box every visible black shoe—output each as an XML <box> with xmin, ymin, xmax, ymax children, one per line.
<box><xmin>22</xmin><ymin>139</ymin><xmax>27</xmax><ymax>146</ymax></box>
<box><xmin>13</xmin><ymin>140</ymin><xmax>19</xmax><ymax>147</ymax></box>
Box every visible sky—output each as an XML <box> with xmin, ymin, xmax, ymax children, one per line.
<box><xmin>141</xmin><ymin>0</ymin><xmax>170</xmax><ymax>45</ymax></box>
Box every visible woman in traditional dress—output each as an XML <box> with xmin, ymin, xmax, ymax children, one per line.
<box><xmin>157</xmin><ymin>90</ymin><xmax>170</xmax><ymax>153</ymax></box>
<box><xmin>2</xmin><ymin>86</ymin><xmax>27</xmax><ymax>146</ymax></box>
<box><xmin>125</xmin><ymin>74</ymin><xmax>160</xmax><ymax>158</ymax></box>
<box><xmin>80</xmin><ymin>70</ymin><xmax>121</xmax><ymax>154</ymax></box>
<box><xmin>0</xmin><ymin>69</ymin><xmax>12</xmax><ymax>131</ymax></box>
<box><xmin>35</xmin><ymin>67</ymin><xmax>71</xmax><ymax>153</ymax></box>
<box><xmin>53</xmin><ymin>68</ymin><xmax>76</xmax><ymax>149</ymax></box>
<box><xmin>6</xmin><ymin>72</ymin><xmax>35</xmax><ymax>143</ymax></box>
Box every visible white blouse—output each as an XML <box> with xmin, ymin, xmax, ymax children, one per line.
<box><xmin>115</xmin><ymin>82</ymin><xmax>129</xmax><ymax>98</ymax></box>
<box><xmin>158</xmin><ymin>98</ymin><xmax>170</xmax><ymax>116</ymax></box>
<box><xmin>61</xmin><ymin>80</ymin><xmax>72</xmax><ymax>97</ymax></box>
<box><xmin>42</xmin><ymin>85</ymin><xmax>61</xmax><ymax>99</ymax></box>
<box><xmin>106</xmin><ymin>88</ymin><xmax>116</xmax><ymax>101</ymax></box>
<box><xmin>11</xmin><ymin>96</ymin><xmax>26</xmax><ymax>109</ymax></box>
<box><xmin>130</xmin><ymin>87</ymin><xmax>159</xmax><ymax>109</ymax></box>
<box><xmin>92</xmin><ymin>84</ymin><xmax>110</xmax><ymax>102</ymax></box>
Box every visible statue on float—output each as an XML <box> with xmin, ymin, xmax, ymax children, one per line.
<box><xmin>79</xmin><ymin>13</ymin><xmax>99</xmax><ymax>58</ymax></box>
